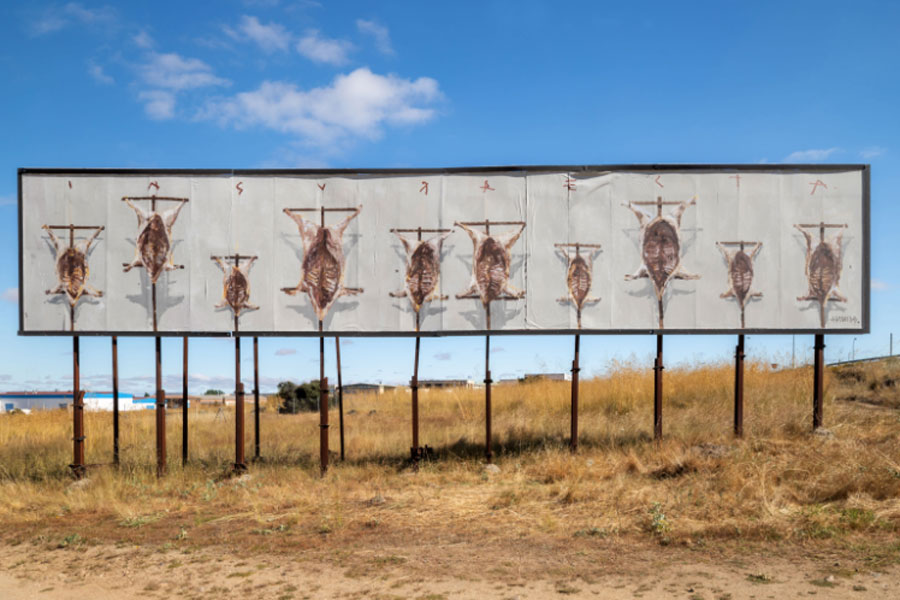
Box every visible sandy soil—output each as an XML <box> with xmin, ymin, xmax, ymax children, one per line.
<box><xmin>1</xmin><ymin>541</ymin><xmax>897</xmax><ymax>600</ymax></box>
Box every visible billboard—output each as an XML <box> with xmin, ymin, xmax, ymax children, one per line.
<box><xmin>18</xmin><ymin>165</ymin><xmax>869</xmax><ymax>336</ymax></box>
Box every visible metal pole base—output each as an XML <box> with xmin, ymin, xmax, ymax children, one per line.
<box><xmin>410</xmin><ymin>445</ymin><xmax>432</xmax><ymax>461</ymax></box>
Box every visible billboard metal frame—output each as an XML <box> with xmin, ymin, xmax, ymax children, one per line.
<box><xmin>18</xmin><ymin>164</ymin><xmax>870</xmax><ymax>338</ymax></box>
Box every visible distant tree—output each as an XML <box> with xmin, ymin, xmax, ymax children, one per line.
<box><xmin>277</xmin><ymin>380</ymin><xmax>334</xmax><ymax>413</ymax></box>
<box><xmin>204</xmin><ymin>389</ymin><xmax>225</xmax><ymax>395</ymax></box>
<box><xmin>277</xmin><ymin>381</ymin><xmax>298</xmax><ymax>413</ymax></box>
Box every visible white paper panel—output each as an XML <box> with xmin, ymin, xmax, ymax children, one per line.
<box><xmin>19</xmin><ymin>168</ymin><xmax>868</xmax><ymax>335</ymax></box>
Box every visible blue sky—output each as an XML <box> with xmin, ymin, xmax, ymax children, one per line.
<box><xmin>0</xmin><ymin>1</ymin><xmax>897</xmax><ymax>395</ymax></box>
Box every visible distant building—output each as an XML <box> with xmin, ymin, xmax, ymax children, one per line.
<box><xmin>342</xmin><ymin>383</ymin><xmax>392</xmax><ymax>395</ymax></box>
<box><xmin>163</xmin><ymin>394</ymin><xmax>199</xmax><ymax>408</ymax></box>
<box><xmin>0</xmin><ymin>391</ymin><xmax>139</xmax><ymax>413</ymax></box>
<box><xmin>133</xmin><ymin>393</ymin><xmax>206</xmax><ymax>408</ymax></box>
<box><xmin>418</xmin><ymin>379</ymin><xmax>475</xmax><ymax>390</ymax></box>
<box><xmin>193</xmin><ymin>393</ymin><xmax>263</xmax><ymax>406</ymax></box>
<box><xmin>523</xmin><ymin>373</ymin><xmax>570</xmax><ymax>382</ymax></box>
<box><xmin>195</xmin><ymin>394</ymin><xmax>229</xmax><ymax>406</ymax></box>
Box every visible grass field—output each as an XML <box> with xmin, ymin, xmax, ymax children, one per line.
<box><xmin>1</xmin><ymin>357</ymin><xmax>900</xmax><ymax>594</ymax></box>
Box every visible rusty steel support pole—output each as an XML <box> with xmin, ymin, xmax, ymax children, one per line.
<box><xmin>570</xmin><ymin>334</ymin><xmax>580</xmax><ymax>452</ymax></box>
<box><xmin>813</xmin><ymin>334</ymin><xmax>825</xmax><ymax>430</ymax></box>
<box><xmin>182</xmin><ymin>336</ymin><xmax>188</xmax><ymax>466</ymax></box>
<box><xmin>253</xmin><ymin>336</ymin><xmax>260</xmax><ymax>461</ymax></box>
<box><xmin>485</xmin><ymin>333</ymin><xmax>493</xmax><ymax>464</ymax></box>
<box><xmin>320</xmin><ymin>376</ymin><xmax>329</xmax><ymax>474</ymax></box>
<box><xmin>734</xmin><ymin>334</ymin><xmax>745</xmax><ymax>437</ymax></box>
<box><xmin>155</xmin><ymin>336</ymin><xmax>166</xmax><ymax>477</ymax></box>
<box><xmin>235</xmin><ymin>383</ymin><xmax>246</xmax><ymax>471</ymax></box>
<box><xmin>319</xmin><ymin>322</ymin><xmax>329</xmax><ymax>474</ymax></box>
<box><xmin>112</xmin><ymin>336</ymin><xmax>120</xmax><ymax>467</ymax></box>
<box><xmin>71</xmin><ymin>336</ymin><xmax>85</xmax><ymax>478</ymax></box>
<box><xmin>234</xmin><ymin>336</ymin><xmax>246</xmax><ymax>471</ymax></box>
<box><xmin>335</xmin><ymin>337</ymin><xmax>345</xmax><ymax>462</ymax></box>
<box><xmin>411</xmin><ymin>335</ymin><xmax>421</xmax><ymax>464</ymax></box>
<box><xmin>653</xmin><ymin>335</ymin><xmax>663</xmax><ymax>441</ymax></box>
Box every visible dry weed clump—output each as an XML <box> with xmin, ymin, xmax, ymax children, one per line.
<box><xmin>0</xmin><ymin>359</ymin><xmax>898</xmax><ymax>561</ymax></box>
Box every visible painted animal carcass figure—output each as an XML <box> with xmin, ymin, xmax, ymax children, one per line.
<box><xmin>455</xmin><ymin>222</ymin><xmax>526</xmax><ymax>318</ymax></box>
<box><xmin>212</xmin><ymin>256</ymin><xmax>259</xmax><ymax>317</ymax></box>
<box><xmin>795</xmin><ymin>224</ymin><xmax>847</xmax><ymax>328</ymax></box>
<box><xmin>716</xmin><ymin>242</ymin><xmax>762</xmax><ymax>329</ymax></box>
<box><xmin>555</xmin><ymin>243</ymin><xmax>602</xmax><ymax>329</ymax></box>
<box><xmin>122</xmin><ymin>197</ymin><xmax>188</xmax><ymax>283</ymax></box>
<box><xmin>43</xmin><ymin>225</ymin><xmax>104</xmax><ymax>307</ymax></box>
<box><xmin>389</xmin><ymin>230</ymin><xmax>451</xmax><ymax>326</ymax></box>
<box><xmin>623</xmin><ymin>197</ymin><xmax>699</xmax><ymax>328</ymax></box>
<box><xmin>282</xmin><ymin>206</ymin><xmax>363</xmax><ymax>322</ymax></box>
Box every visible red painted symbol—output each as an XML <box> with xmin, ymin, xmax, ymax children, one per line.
<box><xmin>729</xmin><ymin>174</ymin><xmax>741</xmax><ymax>189</ymax></box>
<box><xmin>420</xmin><ymin>181</ymin><xmax>429</xmax><ymax>195</ymax></box>
<box><xmin>67</xmin><ymin>180</ymin><xmax>72</xmax><ymax>189</ymax></box>
<box><xmin>654</xmin><ymin>175</ymin><xmax>664</xmax><ymax>188</ymax></box>
<box><xmin>148</xmin><ymin>181</ymin><xmax>159</xmax><ymax>192</ymax></box>
<box><xmin>480</xmin><ymin>179</ymin><xmax>495</xmax><ymax>193</ymax></box>
<box><xmin>317</xmin><ymin>183</ymin><xmax>326</xmax><ymax>191</ymax></box>
<box><xmin>236</xmin><ymin>181</ymin><xmax>244</xmax><ymax>195</ymax></box>
<box><xmin>809</xmin><ymin>180</ymin><xmax>827</xmax><ymax>195</ymax></box>
<box><xmin>563</xmin><ymin>176</ymin><xmax>576</xmax><ymax>191</ymax></box>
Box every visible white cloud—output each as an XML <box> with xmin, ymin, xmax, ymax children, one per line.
<box><xmin>434</xmin><ymin>352</ymin><xmax>452</xmax><ymax>361</ymax></box>
<box><xmin>133</xmin><ymin>30</ymin><xmax>154</xmax><ymax>49</ymax></box>
<box><xmin>356</xmin><ymin>19</ymin><xmax>394</xmax><ymax>56</ymax></box>
<box><xmin>275</xmin><ymin>348</ymin><xmax>297</xmax><ymax>356</ymax></box>
<box><xmin>140</xmin><ymin>52</ymin><xmax>230</xmax><ymax>91</ymax></box>
<box><xmin>135</xmin><ymin>52</ymin><xmax>229</xmax><ymax>118</ymax></box>
<box><xmin>872</xmin><ymin>278</ymin><xmax>890</xmax><ymax>292</ymax></box>
<box><xmin>87</xmin><ymin>61</ymin><xmax>114</xmax><ymax>84</ymax></box>
<box><xmin>2</xmin><ymin>288</ymin><xmax>18</xmax><ymax>303</ymax></box>
<box><xmin>139</xmin><ymin>90</ymin><xmax>175</xmax><ymax>120</ymax></box>
<box><xmin>783</xmin><ymin>147</ymin><xmax>840</xmax><ymax>162</ymax></box>
<box><xmin>296</xmin><ymin>29</ymin><xmax>352</xmax><ymax>65</ymax></box>
<box><xmin>226</xmin><ymin>15</ymin><xmax>291</xmax><ymax>53</ymax></box>
<box><xmin>199</xmin><ymin>67</ymin><xmax>441</xmax><ymax>146</ymax></box>
<box><xmin>0</xmin><ymin>195</ymin><xmax>14</xmax><ymax>206</ymax></box>
<box><xmin>30</xmin><ymin>2</ymin><xmax>116</xmax><ymax>36</ymax></box>
<box><xmin>860</xmin><ymin>146</ymin><xmax>886</xmax><ymax>159</ymax></box>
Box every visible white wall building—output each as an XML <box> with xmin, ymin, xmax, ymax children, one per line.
<box><xmin>0</xmin><ymin>391</ymin><xmax>141</xmax><ymax>413</ymax></box>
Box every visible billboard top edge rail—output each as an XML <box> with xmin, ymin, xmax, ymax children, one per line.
<box><xmin>18</xmin><ymin>164</ymin><xmax>870</xmax><ymax>176</ymax></box>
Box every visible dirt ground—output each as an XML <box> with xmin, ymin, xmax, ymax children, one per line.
<box><xmin>1</xmin><ymin>538</ymin><xmax>898</xmax><ymax>600</ymax></box>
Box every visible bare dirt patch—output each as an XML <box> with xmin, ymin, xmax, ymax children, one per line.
<box><xmin>2</xmin><ymin>538</ymin><xmax>899</xmax><ymax>599</ymax></box>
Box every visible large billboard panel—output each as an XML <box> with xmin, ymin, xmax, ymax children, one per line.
<box><xmin>18</xmin><ymin>165</ymin><xmax>869</xmax><ymax>336</ymax></box>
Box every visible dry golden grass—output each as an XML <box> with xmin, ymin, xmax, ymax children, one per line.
<box><xmin>1</xmin><ymin>358</ymin><xmax>899</xmax><ymax>571</ymax></box>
